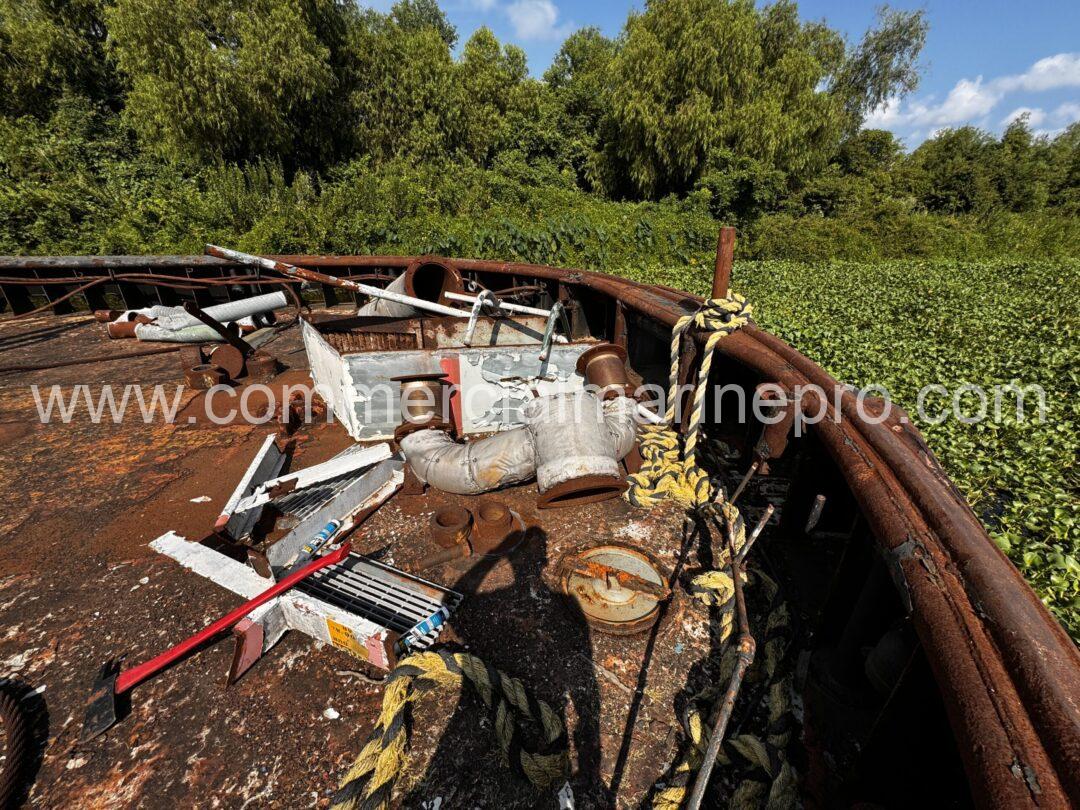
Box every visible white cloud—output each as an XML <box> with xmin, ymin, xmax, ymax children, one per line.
<box><xmin>1001</xmin><ymin>106</ymin><xmax>1047</xmax><ymax>127</ymax></box>
<box><xmin>865</xmin><ymin>52</ymin><xmax>1080</xmax><ymax>135</ymax></box>
<box><xmin>1053</xmin><ymin>101</ymin><xmax>1080</xmax><ymax>125</ymax></box>
<box><xmin>505</xmin><ymin>0</ymin><xmax>572</xmax><ymax>40</ymax></box>
<box><xmin>997</xmin><ymin>53</ymin><xmax>1080</xmax><ymax>93</ymax></box>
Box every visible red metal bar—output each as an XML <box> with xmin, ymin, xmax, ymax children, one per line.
<box><xmin>114</xmin><ymin>544</ymin><xmax>351</xmax><ymax>695</ymax></box>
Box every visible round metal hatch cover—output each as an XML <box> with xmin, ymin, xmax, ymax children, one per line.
<box><xmin>560</xmin><ymin>544</ymin><xmax>666</xmax><ymax>635</ymax></box>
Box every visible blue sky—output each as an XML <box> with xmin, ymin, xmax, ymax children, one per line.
<box><xmin>394</xmin><ymin>0</ymin><xmax>1080</xmax><ymax>147</ymax></box>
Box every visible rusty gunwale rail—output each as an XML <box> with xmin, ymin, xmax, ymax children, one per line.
<box><xmin>2</xmin><ymin>253</ymin><xmax>1077</xmax><ymax>805</ymax></box>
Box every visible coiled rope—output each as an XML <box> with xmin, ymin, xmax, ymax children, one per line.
<box><xmin>331</xmin><ymin>649</ymin><xmax>568</xmax><ymax>810</ymax></box>
<box><xmin>626</xmin><ymin>294</ymin><xmax>752</xmax><ymax>510</ymax></box>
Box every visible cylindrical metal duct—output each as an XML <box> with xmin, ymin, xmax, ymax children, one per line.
<box><xmin>524</xmin><ymin>391</ymin><xmax>629</xmax><ymax>508</ymax></box>
<box><xmin>358</xmin><ymin>259</ymin><xmax>464</xmax><ymax>317</ymax></box>
<box><xmin>392</xmin><ymin>373</ymin><xmax>451</xmax><ymax>435</ymax></box>
<box><xmin>577</xmin><ymin>343</ymin><xmax>634</xmax><ymax>399</ymax></box>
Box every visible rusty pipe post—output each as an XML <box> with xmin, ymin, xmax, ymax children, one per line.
<box><xmin>686</xmin><ymin>515</ymin><xmax>756</xmax><ymax>810</ymax></box>
<box><xmin>711</xmin><ymin>227</ymin><xmax>736</xmax><ymax>299</ymax></box>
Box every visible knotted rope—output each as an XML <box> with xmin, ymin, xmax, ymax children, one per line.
<box><xmin>331</xmin><ymin>649</ymin><xmax>568</xmax><ymax>810</ymax></box>
<box><xmin>626</xmin><ymin>294</ymin><xmax>752</xmax><ymax>510</ymax></box>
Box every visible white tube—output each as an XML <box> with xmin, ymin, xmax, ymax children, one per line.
<box><xmin>399</xmin><ymin>428</ymin><xmax>536</xmax><ymax>495</ymax></box>
<box><xmin>524</xmin><ymin>391</ymin><xmax>623</xmax><ymax>494</ymax></box>
<box><xmin>444</xmin><ymin>291</ymin><xmax>551</xmax><ymax>318</ymax></box>
<box><xmin>603</xmin><ymin>396</ymin><xmax>639</xmax><ymax>458</ymax></box>
<box><xmin>133</xmin><ymin>323</ymin><xmax>227</xmax><ymax>343</ymax></box>
<box><xmin>357</xmin><ymin>272</ymin><xmax>418</xmax><ymax>318</ymax></box>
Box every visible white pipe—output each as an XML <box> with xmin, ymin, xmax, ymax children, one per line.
<box><xmin>399</xmin><ymin>428</ymin><xmax>537</xmax><ymax>495</ymax></box>
<box><xmin>444</xmin><ymin>291</ymin><xmax>551</xmax><ymax>318</ymax></box>
<box><xmin>207</xmin><ymin>245</ymin><xmax>468</xmax><ymax>319</ymax></box>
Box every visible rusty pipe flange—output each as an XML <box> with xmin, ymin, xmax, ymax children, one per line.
<box><xmin>471</xmin><ymin>499</ymin><xmax>518</xmax><ymax>555</ymax></box>
<box><xmin>430</xmin><ymin>506</ymin><xmax>473</xmax><ymax>549</ymax></box>
<box><xmin>402</xmin><ymin>258</ymin><xmax>465</xmax><ymax>306</ymax></box>
<box><xmin>208</xmin><ymin>344</ymin><xmax>245</xmax><ymax>380</ymax></box>
<box><xmin>244</xmin><ymin>351</ymin><xmax>278</xmax><ymax>379</ymax></box>
<box><xmin>179</xmin><ymin>345</ymin><xmax>205</xmax><ymax>371</ymax></box>
<box><xmin>185</xmin><ymin>364</ymin><xmax>226</xmax><ymax>390</ymax></box>
<box><xmin>537</xmin><ymin>473</ymin><xmax>628</xmax><ymax>510</ymax></box>
<box><xmin>576</xmin><ymin>342</ymin><xmax>634</xmax><ymax>400</ymax></box>
<box><xmin>106</xmin><ymin>320</ymin><xmax>139</xmax><ymax>339</ymax></box>
<box><xmin>559</xmin><ymin>543</ymin><xmax>668</xmax><ymax>635</ymax></box>
<box><xmin>393</xmin><ymin>418</ymin><xmax>455</xmax><ymax>443</ymax></box>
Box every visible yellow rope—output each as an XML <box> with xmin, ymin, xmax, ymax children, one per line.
<box><xmin>627</xmin><ymin>294</ymin><xmax>751</xmax><ymax>510</ymax></box>
<box><xmin>663</xmin><ymin>294</ymin><xmax>752</xmax><ymax>465</ymax></box>
<box><xmin>332</xmin><ymin>650</ymin><xmax>568</xmax><ymax>810</ymax></box>
<box><xmin>651</xmin><ymin>567</ymin><xmax>796</xmax><ymax>810</ymax></box>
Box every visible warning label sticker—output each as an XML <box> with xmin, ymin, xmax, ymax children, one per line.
<box><xmin>326</xmin><ymin>618</ymin><xmax>368</xmax><ymax>660</ymax></box>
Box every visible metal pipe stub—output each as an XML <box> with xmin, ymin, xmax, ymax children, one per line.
<box><xmin>471</xmin><ymin>499</ymin><xmax>517</xmax><ymax>554</ymax></box>
<box><xmin>402</xmin><ymin>258</ymin><xmax>465</xmax><ymax>306</ymax></box>
<box><xmin>185</xmin><ymin>364</ymin><xmax>226</xmax><ymax>390</ymax></box>
<box><xmin>576</xmin><ymin>342</ymin><xmax>634</xmax><ymax>400</ymax></box>
<box><xmin>391</xmin><ymin>372</ymin><xmax>454</xmax><ymax>441</ymax></box>
<box><xmin>430</xmin><ymin>506</ymin><xmax>472</xmax><ymax>549</ymax></box>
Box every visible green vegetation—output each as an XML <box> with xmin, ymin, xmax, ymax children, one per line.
<box><xmin>627</xmin><ymin>259</ymin><xmax>1080</xmax><ymax>639</ymax></box>
<box><xmin>0</xmin><ymin>0</ymin><xmax>1076</xmax><ymax>633</ymax></box>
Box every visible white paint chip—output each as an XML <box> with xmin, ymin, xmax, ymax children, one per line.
<box><xmin>323</xmin><ymin>707</ymin><xmax>340</xmax><ymax>720</ymax></box>
<box><xmin>190</xmin><ymin>496</ymin><xmax>212</xmax><ymax>504</ymax></box>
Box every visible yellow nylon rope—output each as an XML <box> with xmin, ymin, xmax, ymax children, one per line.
<box><xmin>332</xmin><ymin>650</ymin><xmax>568</xmax><ymax>810</ymax></box>
<box><xmin>627</xmin><ymin>294</ymin><xmax>752</xmax><ymax>510</ymax></box>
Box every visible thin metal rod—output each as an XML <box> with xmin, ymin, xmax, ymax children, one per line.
<box><xmin>206</xmin><ymin>245</ymin><xmax>469</xmax><ymax>319</ymax></box>
<box><xmin>686</xmin><ymin>517</ymin><xmax>757</xmax><ymax>810</ymax></box>
<box><xmin>444</xmin><ymin>290</ymin><xmax>551</xmax><ymax>317</ymax></box>
<box><xmin>735</xmin><ymin>504</ymin><xmax>775</xmax><ymax>565</ymax></box>
<box><xmin>729</xmin><ymin>460</ymin><xmax>759</xmax><ymax>505</ymax></box>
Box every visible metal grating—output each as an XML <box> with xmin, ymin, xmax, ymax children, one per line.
<box><xmin>272</xmin><ymin>443</ymin><xmax>384</xmax><ymax>522</ymax></box>
<box><xmin>297</xmin><ymin>553</ymin><xmax>462</xmax><ymax>649</ymax></box>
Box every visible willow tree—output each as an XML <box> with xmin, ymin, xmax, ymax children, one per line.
<box><xmin>0</xmin><ymin>0</ymin><xmax>119</xmax><ymax>117</ymax></box>
<box><xmin>105</xmin><ymin>0</ymin><xmax>355</xmax><ymax>167</ymax></box>
<box><xmin>596</xmin><ymin>0</ymin><xmax>926</xmax><ymax>199</ymax></box>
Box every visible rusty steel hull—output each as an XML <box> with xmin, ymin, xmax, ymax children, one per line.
<box><xmin>1</xmin><ymin>252</ymin><xmax>1078</xmax><ymax>806</ymax></box>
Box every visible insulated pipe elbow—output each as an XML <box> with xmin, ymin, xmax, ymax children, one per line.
<box><xmin>399</xmin><ymin>428</ymin><xmax>536</xmax><ymax>495</ymax></box>
<box><xmin>603</xmin><ymin>395</ymin><xmax>639</xmax><ymax>459</ymax></box>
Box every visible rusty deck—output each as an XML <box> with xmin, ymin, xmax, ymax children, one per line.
<box><xmin>0</xmin><ymin>251</ymin><xmax>1078</xmax><ymax>808</ymax></box>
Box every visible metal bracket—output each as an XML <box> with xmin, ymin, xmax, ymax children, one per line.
<box><xmin>463</xmin><ymin>290</ymin><xmax>497</xmax><ymax>346</ymax></box>
<box><xmin>539</xmin><ymin>301</ymin><xmax>566</xmax><ymax>362</ymax></box>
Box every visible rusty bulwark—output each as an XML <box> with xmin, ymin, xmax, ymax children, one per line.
<box><xmin>1</xmin><ymin>252</ymin><xmax>1077</xmax><ymax>806</ymax></box>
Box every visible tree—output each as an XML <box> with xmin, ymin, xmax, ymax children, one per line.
<box><xmin>545</xmin><ymin>28</ymin><xmax>616</xmax><ymax>190</ymax></box>
<box><xmin>906</xmin><ymin>127</ymin><xmax>1000</xmax><ymax>215</ymax></box>
<box><xmin>106</xmin><ymin>0</ymin><xmax>354</xmax><ymax>168</ymax></box>
<box><xmin>596</xmin><ymin>0</ymin><xmax>926</xmax><ymax>201</ymax></box>
<box><xmin>829</xmin><ymin>7</ymin><xmax>927</xmax><ymax>132</ymax></box>
<box><xmin>0</xmin><ymin>0</ymin><xmax>120</xmax><ymax>117</ymax></box>
<box><xmin>390</xmin><ymin>0</ymin><xmax>456</xmax><ymax>48</ymax></box>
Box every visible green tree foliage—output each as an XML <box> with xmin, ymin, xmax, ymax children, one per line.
<box><xmin>391</xmin><ymin>0</ymin><xmax>457</xmax><ymax>48</ymax></box>
<box><xmin>105</xmin><ymin>0</ymin><xmax>353</xmax><ymax>167</ymax></box>
<box><xmin>545</xmin><ymin>27</ymin><xmax>616</xmax><ymax>189</ymax></box>
<box><xmin>595</xmin><ymin>0</ymin><xmax>925</xmax><ymax>200</ymax></box>
<box><xmin>0</xmin><ymin>0</ymin><xmax>119</xmax><ymax>117</ymax></box>
<box><xmin>828</xmin><ymin>7</ymin><xmax>927</xmax><ymax>132</ymax></box>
